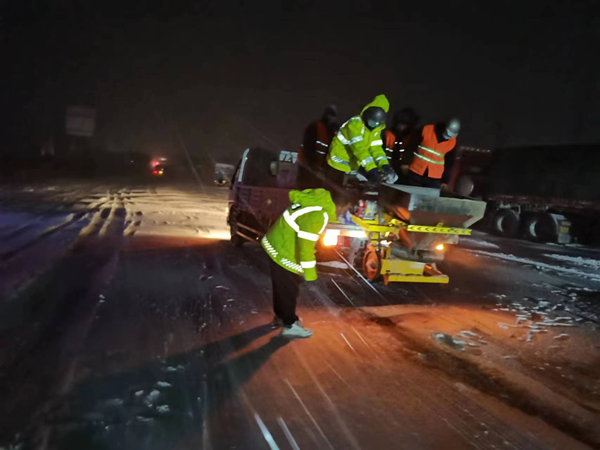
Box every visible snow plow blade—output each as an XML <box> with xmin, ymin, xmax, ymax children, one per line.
<box><xmin>381</xmin><ymin>259</ymin><xmax>449</xmax><ymax>285</ymax></box>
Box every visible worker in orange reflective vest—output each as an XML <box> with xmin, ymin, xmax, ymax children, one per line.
<box><xmin>382</xmin><ymin>107</ymin><xmax>420</xmax><ymax>181</ymax></box>
<box><xmin>403</xmin><ymin>117</ymin><xmax>460</xmax><ymax>189</ymax></box>
<box><xmin>297</xmin><ymin>105</ymin><xmax>338</xmax><ymax>188</ymax></box>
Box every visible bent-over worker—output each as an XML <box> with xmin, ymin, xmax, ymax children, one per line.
<box><xmin>327</xmin><ymin>95</ymin><xmax>398</xmax><ymax>186</ymax></box>
<box><xmin>262</xmin><ymin>188</ymin><xmax>352</xmax><ymax>338</ymax></box>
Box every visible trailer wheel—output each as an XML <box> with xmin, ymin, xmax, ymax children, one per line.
<box><xmin>491</xmin><ymin>209</ymin><xmax>520</xmax><ymax>238</ymax></box>
<box><xmin>363</xmin><ymin>249</ymin><xmax>381</xmax><ymax>282</ymax></box>
<box><xmin>523</xmin><ymin>214</ymin><xmax>542</xmax><ymax>242</ymax></box>
<box><xmin>523</xmin><ymin>213</ymin><xmax>559</xmax><ymax>242</ymax></box>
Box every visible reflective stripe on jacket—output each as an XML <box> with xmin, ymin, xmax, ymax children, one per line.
<box><xmin>262</xmin><ymin>189</ymin><xmax>337</xmax><ymax>281</ymax></box>
<box><xmin>409</xmin><ymin>124</ymin><xmax>456</xmax><ymax>179</ymax></box>
<box><xmin>315</xmin><ymin>120</ymin><xmax>332</xmax><ymax>156</ymax></box>
<box><xmin>327</xmin><ymin>95</ymin><xmax>390</xmax><ymax>173</ymax></box>
<box><xmin>383</xmin><ymin>129</ymin><xmax>407</xmax><ymax>161</ymax></box>
<box><xmin>298</xmin><ymin>120</ymin><xmax>336</xmax><ymax>173</ymax></box>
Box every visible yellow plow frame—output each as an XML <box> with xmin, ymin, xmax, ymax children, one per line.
<box><xmin>350</xmin><ymin>215</ymin><xmax>471</xmax><ymax>284</ymax></box>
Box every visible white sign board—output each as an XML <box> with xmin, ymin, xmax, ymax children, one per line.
<box><xmin>66</xmin><ymin>106</ymin><xmax>96</xmax><ymax>137</ymax></box>
<box><xmin>279</xmin><ymin>151</ymin><xmax>298</xmax><ymax>163</ymax></box>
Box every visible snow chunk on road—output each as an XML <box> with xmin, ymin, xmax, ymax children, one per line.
<box><xmin>458</xmin><ymin>330</ymin><xmax>479</xmax><ymax>339</ymax></box>
<box><xmin>136</xmin><ymin>416</ymin><xmax>154</xmax><ymax>423</ymax></box>
<box><xmin>468</xmin><ymin>250</ymin><xmax>600</xmax><ymax>282</ymax></box>
<box><xmin>431</xmin><ymin>332</ymin><xmax>467</xmax><ymax>351</ymax></box>
<box><xmin>318</xmin><ymin>261</ymin><xmax>349</xmax><ymax>269</ymax></box>
<box><xmin>162</xmin><ymin>365</ymin><xmax>185</xmax><ymax>372</ymax></box>
<box><xmin>460</xmin><ymin>237</ymin><xmax>500</xmax><ymax>249</ymax></box>
<box><xmin>145</xmin><ymin>390</ymin><xmax>160</xmax><ymax>406</ymax></box>
<box><xmin>156</xmin><ymin>405</ymin><xmax>170</xmax><ymax>414</ymax></box>
<box><xmin>544</xmin><ymin>254</ymin><xmax>600</xmax><ymax>269</ymax></box>
<box><xmin>104</xmin><ymin>398</ymin><xmax>124</xmax><ymax>407</ymax></box>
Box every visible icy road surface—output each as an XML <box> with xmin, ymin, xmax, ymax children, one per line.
<box><xmin>0</xmin><ymin>179</ymin><xmax>599</xmax><ymax>449</ymax></box>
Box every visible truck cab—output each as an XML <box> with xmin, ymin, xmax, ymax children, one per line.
<box><xmin>228</xmin><ymin>148</ymin><xmax>299</xmax><ymax>246</ymax></box>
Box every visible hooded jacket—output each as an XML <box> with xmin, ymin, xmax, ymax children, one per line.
<box><xmin>327</xmin><ymin>95</ymin><xmax>390</xmax><ymax>173</ymax></box>
<box><xmin>262</xmin><ymin>189</ymin><xmax>337</xmax><ymax>281</ymax></box>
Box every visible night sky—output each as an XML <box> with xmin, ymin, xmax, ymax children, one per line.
<box><xmin>2</xmin><ymin>0</ymin><xmax>599</xmax><ymax>163</ymax></box>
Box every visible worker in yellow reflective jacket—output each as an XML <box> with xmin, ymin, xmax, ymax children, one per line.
<box><xmin>262</xmin><ymin>188</ymin><xmax>352</xmax><ymax>338</ymax></box>
<box><xmin>327</xmin><ymin>95</ymin><xmax>398</xmax><ymax>185</ymax></box>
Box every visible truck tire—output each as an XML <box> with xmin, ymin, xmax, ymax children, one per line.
<box><xmin>523</xmin><ymin>214</ymin><xmax>543</xmax><ymax>242</ymax></box>
<box><xmin>455</xmin><ymin>175</ymin><xmax>475</xmax><ymax>197</ymax></box>
<box><xmin>230</xmin><ymin>220</ymin><xmax>245</xmax><ymax>247</ymax></box>
<box><xmin>523</xmin><ymin>213</ymin><xmax>559</xmax><ymax>242</ymax></box>
<box><xmin>228</xmin><ymin>209</ymin><xmax>246</xmax><ymax>247</ymax></box>
<box><xmin>491</xmin><ymin>209</ymin><xmax>520</xmax><ymax>238</ymax></box>
<box><xmin>362</xmin><ymin>249</ymin><xmax>381</xmax><ymax>282</ymax></box>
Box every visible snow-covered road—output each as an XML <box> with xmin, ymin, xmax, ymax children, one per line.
<box><xmin>0</xmin><ymin>180</ymin><xmax>230</xmax><ymax>301</ymax></box>
<box><xmin>1</xmin><ymin>179</ymin><xmax>599</xmax><ymax>449</ymax></box>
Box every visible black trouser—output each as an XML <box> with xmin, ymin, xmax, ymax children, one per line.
<box><xmin>297</xmin><ymin>164</ymin><xmax>325</xmax><ymax>190</ymax></box>
<box><xmin>324</xmin><ymin>164</ymin><xmax>346</xmax><ymax>189</ymax></box>
<box><xmin>269</xmin><ymin>258</ymin><xmax>303</xmax><ymax>326</ymax></box>
<box><xmin>407</xmin><ymin>169</ymin><xmax>442</xmax><ymax>189</ymax></box>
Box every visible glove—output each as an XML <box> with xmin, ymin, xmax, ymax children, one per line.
<box><xmin>382</xmin><ymin>165</ymin><xmax>398</xmax><ymax>184</ymax></box>
<box><xmin>367</xmin><ymin>168</ymin><xmax>381</xmax><ymax>183</ymax></box>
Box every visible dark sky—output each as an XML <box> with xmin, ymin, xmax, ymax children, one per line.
<box><xmin>1</xmin><ymin>0</ymin><xmax>599</xmax><ymax>162</ymax></box>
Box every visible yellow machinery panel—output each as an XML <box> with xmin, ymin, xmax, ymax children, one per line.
<box><xmin>349</xmin><ymin>212</ymin><xmax>478</xmax><ymax>284</ymax></box>
<box><xmin>381</xmin><ymin>259</ymin><xmax>425</xmax><ymax>276</ymax></box>
<box><xmin>352</xmin><ymin>215</ymin><xmax>471</xmax><ymax>236</ymax></box>
<box><xmin>380</xmin><ymin>258</ymin><xmax>450</xmax><ymax>284</ymax></box>
<box><xmin>385</xmin><ymin>274</ymin><xmax>449</xmax><ymax>284</ymax></box>
<box><xmin>406</xmin><ymin>225</ymin><xmax>471</xmax><ymax>235</ymax></box>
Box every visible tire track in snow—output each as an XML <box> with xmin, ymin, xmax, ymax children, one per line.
<box><xmin>0</xmin><ymin>190</ymin><xmax>113</xmax><ymax>261</ymax></box>
<box><xmin>1</xmin><ymin>211</ymin><xmax>91</xmax><ymax>261</ymax></box>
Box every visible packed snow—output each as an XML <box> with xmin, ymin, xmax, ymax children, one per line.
<box><xmin>468</xmin><ymin>250</ymin><xmax>600</xmax><ymax>282</ymax></box>
<box><xmin>544</xmin><ymin>254</ymin><xmax>600</xmax><ymax>269</ymax></box>
<box><xmin>317</xmin><ymin>261</ymin><xmax>349</xmax><ymax>269</ymax></box>
<box><xmin>131</xmin><ymin>187</ymin><xmax>230</xmax><ymax>239</ymax></box>
<box><xmin>459</xmin><ymin>237</ymin><xmax>500</xmax><ymax>249</ymax></box>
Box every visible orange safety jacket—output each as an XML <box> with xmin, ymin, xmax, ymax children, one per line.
<box><xmin>409</xmin><ymin>125</ymin><xmax>456</xmax><ymax>179</ymax></box>
<box><xmin>298</xmin><ymin>120</ymin><xmax>335</xmax><ymax>171</ymax></box>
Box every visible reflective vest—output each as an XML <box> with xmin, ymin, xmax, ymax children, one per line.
<box><xmin>298</xmin><ymin>120</ymin><xmax>335</xmax><ymax>171</ymax></box>
<box><xmin>327</xmin><ymin>95</ymin><xmax>390</xmax><ymax>173</ymax></box>
<box><xmin>261</xmin><ymin>189</ymin><xmax>337</xmax><ymax>281</ymax></box>
<box><xmin>383</xmin><ymin>129</ymin><xmax>406</xmax><ymax>162</ymax></box>
<box><xmin>409</xmin><ymin>124</ymin><xmax>456</xmax><ymax>179</ymax></box>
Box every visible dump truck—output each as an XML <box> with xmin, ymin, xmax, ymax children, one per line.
<box><xmin>228</xmin><ymin>147</ymin><xmax>486</xmax><ymax>283</ymax></box>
